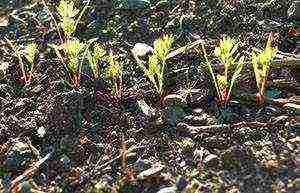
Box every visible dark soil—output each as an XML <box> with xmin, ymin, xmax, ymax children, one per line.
<box><xmin>0</xmin><ymin>0</ymin><xmax>299</xmax><ymax>193</ymax></box>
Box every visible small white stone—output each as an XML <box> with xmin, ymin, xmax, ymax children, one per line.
<box><xmin>132</xmin><ymin>43</ymin><xmax>154</xmax><ymax>57</ymax></box>
<box><xmin>37</xmin><ymin>127</ymin><xmax>46</xmax><ymax>138</ymax></box>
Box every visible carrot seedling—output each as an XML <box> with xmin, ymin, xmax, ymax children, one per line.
<box><xmin>86</xmin><ymin>43</ymin><xmax>106</xmax><ymax>80</ymax></box>
<box><xmin>6</xmin><ymin>39</ymin><xmax>38</xmax><ymax>86</ymax></box>
<box><xmin>51</xmin><ymin>39</ymin><xmax>87</xmax><ymax>89</ymax></box>
<box><xmin>252</xmin><ymin>33</ymin><xmax>278</xmax><ymax>105</ymax></box>
<box><xmin>201</xmin><ymin>37</ymin><xmax>244</xmax><ymax>106</ymax></box>
<box><xmin>107</xmin><ymin>52</ymin><xmax>123</xmax><ymax>98</ymax></box>
<box><xmin>132</xmin><ymin>34</ymin><xmax>202</xmax><ymax>97</ymax></box>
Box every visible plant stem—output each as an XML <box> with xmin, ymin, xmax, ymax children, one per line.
<box><xmin>260</xmin><ymin>76</ymin><xmax>267</xmax><ymax>102</ymax></box>
<box><xmin>41</xmin><ymin>0</ymin><xmax>64</xmax><ymax>44</ymax></box>
<box><xmin>5</xmin><ymin>38</ymin><xmax>27</xmax><ymax>84</ymax></box>
<box><xmin>201</xmin><ymin>42</ymin><xmax>221</xmax><ymax>101</ymax></box>
<box><xmin>159</xmin><ymin>59</ymin><xmax>166</xmax><ymax>95</ymax></box>
<box><xmin>74</xmin><ymin>0</ymin><xmax>91</xmax><ymax>32</ymax></box>
<box><xmin>224</xmin><ymin>61</ymin><xmax>228</xmax><ymax>85</ymax></box>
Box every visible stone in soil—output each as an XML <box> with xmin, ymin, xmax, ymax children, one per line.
<box><xmin>5</xmin><ymin>139</ymin><xmax>37</xmax><ymax>172</ymax></box>
<box><xmin>183</xmin><ymin>114</ymin><xmax>208</xmax><ymax>126</ymax></box>
<box><xmin>137</xmin><ymin>163</ymin><xmax>165</xmax><ymax>180</ymax></box>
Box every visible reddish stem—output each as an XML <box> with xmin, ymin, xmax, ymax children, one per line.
<box><xmin>116</xmin><ymin>76</ymin><xmax>123</xmax><ymax>100</ymax></box>
<box><xmin>256</xmin><ymin>93</ymin><xmax>264</xmax><ymax>105</ymax></box>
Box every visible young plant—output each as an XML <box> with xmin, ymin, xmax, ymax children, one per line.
<box><xmin>51</xmin><ymin>39</ymin><xmax>86</xmax><ymax>88</ymax></box>
<box><xmin>214</xmin><ymin>37</ymin><xmax>239</xmax><ymax>83</ymax></box>
<box><xmin>252</xmin><ymin>33</ymin><xmax>278</xmax><ymax>104</ymax></box>
<box><xmin>57</xmin><ymin>0</ymin><xmax>90</xmax><ymax>39</ymax></box>
<box><xmin>132</xmin><ymin>34</ymin><xmax>202</xmax><ymax>97</ymax></box>
<box><xmin>201</xmin><ymin>37</ymin><xmax>244</xmax><ymax>105</ymax></box>
<box><xmin>49</xmin><ymin>0</ymin><xmax>91</xmax><ymax>88</ymax></box>
<box><xmin>107</xmin><ymin>52</ymin><xmax>123</xmax><ymax>98</ymax></box>
<box><xmin>86</xmin><ymin>43</ymin><xmax>106</xmax><ymax>80</ymax></box>
<box><xmin>6</xmin><ymin>39</ymin><xmax>38</xmax><ymax>86</ymax></box>
<box><xmin>146</xmin><ymin>34</ymin><xmax>174</xmax><ymax>96</ymax></box>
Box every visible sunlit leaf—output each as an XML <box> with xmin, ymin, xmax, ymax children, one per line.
<box><xmin>108</xmin><ymin>52</ymin><xmax>122</xmax><ymax>78</ymax></box>
<box><xmin>228</xmin><ymin>56</ymin><xmax>244</xmax><ymax>101</ymax></box>
<box><xmin>58</xmin><ymin>0</ymin><xmax>79</xmax><ymax>18</ymax></box>
<box><xmin>23</xmin><ymin>43</ymin><xmax>38</xmax><ymax>65</ymax></box>
<box><xmin>252</xmin><ymin>32</ymin><xmax>278</xmax><ymax>102</ymax></box>
<box><xmin>87</xmin><ymin>43</ymin><xmax>106</xmax><ymax>79</ymax></box>
<box><xmin>154</xmin><ymin>34</ymin><xmax>174</xmax><ymax>61</ymax></box>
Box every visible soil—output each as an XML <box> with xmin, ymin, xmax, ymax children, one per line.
<box><xmin>0</xmin><ymin>0</ymin><xmax>299</xmax><ymax>193</ymax></box>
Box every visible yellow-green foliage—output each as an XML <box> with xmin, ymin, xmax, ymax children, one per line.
<box><xmin>57</xmin><ymin>0</ymin><xmax>79</xmax><ymax>37</ymax></box>
<box><xmin>217</xmin><ymin>74</ymin><xmax>227</xmax><ymax>94</ymax></box>
<box><xmin>87</xmin><ymin>43</ymin><xmax>106</xmax><ymax>79</ymax></box>
<box><xmin>57</xmin><ymin>0</ymin><xmax>89</xmax><ymax>38</ymax></box>
<box><xmin>214</xmin><ymin>37</ymin><xmax>241</xmax><ymax>82</ymax></box>
<box><xmin>6</xmin><ymin>38</ymin><xmax>39</xmax><ymax>85</ymax></box>
<box><xmin>133</xmin><ymin>35</ymin><xmax>174</xmax><ymax>96</ymax></box>
<box><xmin>202</xmin><ymin>37</ymin><xmax>244</xmax><ymax>104</ymax></box>
<box><xmin>153</xmin><ymin>34</ymin><xmax>174</xmax><ymax>61</ymax></box>
<box><xmin>132</xmin><ymin>35</ymin><xmax>202</xmax><ymax>96</ymax></box>
<box><xmin>20</xmin><ymin>43</ymin><xmax>38</xmax><ymax>75</ymax></box>
<box><xmin>58</xmin><ymin>0</ymin><xmax>79</xmax><ymax>19</ymax></box>
<box><xmin>107</xmin><ymin>52</ymin><xmax>122</xmax><ymax>79</ymax></box>
<box><xmin>214</xmin><ymin>37</ymin><xmax>239</xmax><ymax>66</ymax></box>
<box><xmin>252</xmin><ymin>33</ymin><xmax>278</xmax><ymax>100</ymax></box>
<box><xmin>23</xmin><ymin>43</ymin><xmax>38</xmax><ymax>67</ymax></box>
<box><xmin>50</xmin><ymin>38</ymin><xmax>86</xmax><ymax>80</ymax></box>
<box><xmin>62</xmin><ymin>39</ymin><xmax>85</xmax><ymax>74</ymax></box>
<box><xmin>107</xmin><ymin>52</ymin><xmax>123</xmax><ymax>96</ymax></box>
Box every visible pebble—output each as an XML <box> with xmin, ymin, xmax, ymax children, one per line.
<box><xmin>293</xmin><ymin>178</ymin><xmax>300</xmax><ymax>190</ymax></box>
<box><xmin>137</xmin><ymin>163</ymin><xmax>164</xmax><ymax>180</ymax></box>
<box><xmin>37</xmin><ymin>126</ymin><xmax>46</xmax><ymax>138</ymax></box>
<box><xmin>175</xmin><ymin>176</ymin><xmax>188</xmax><ymax>191</ymax></box>
<box><xmin>15</xmin><ymin>98</ymin><xmax>31</xmax><ymax>109</ymax></box>
<box><xmin>192</xmin><ymin>108</ymin><xmax>204</xmax><ymax>115</ymax></box>
<box><xmin>264</xmin><ymin>106</ymin><xmax>282</xmax><ymax>116</ymax></box>
<box><xmin>157</xmin><ymin>187</ymin><xmax>177</xmax><ymax>193</ymax></box>
<box><xmin>134</xmin><ymin>159</ymin><xmax>152</xmax><ymax>173</ymax></box>
<box><xmin>284</xmin><ymin>103</ymin><xmax>300</xmax><ymax>114</ymax></box>
<box><xmin>163</xmin><ymin>94</ymin><xmax>187</xmax><ymax>106</ymax></box>
<box><xmin>31</xmin><ymin>84</ymin><xmax>43</xmax><ymax>94</ymax></box>
<box><xmin>183</xmin><ymin>114</ymin><xmax>208</xmax><ymax>126</ymax></box>
<box><xmin>203</xmin><ymin>154</ymin><xmax>219</xmax><ymax>166</ymax></box>
<box><xmin>131</xmin><ymin>43</ymin><xmax>154</xmax><ymax>59</ymax></box>
<box><xmin>5</xmin><ymin>139</ymin><xmax>35</xmax><ymax>171</ymax></box>
<box><xmin>60</xmin><ymin>154</ymin><xmax>71</xmax><ymax>170</ymax></box>
<box><xmin>0</xmin><ymin>84</ymin><xmax>12</xmax><ymax>97</ymax></box>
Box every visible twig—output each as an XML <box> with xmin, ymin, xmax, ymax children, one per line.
<box><xmin>177</xmin><ymin>115</ymin><xmax>289</xmax><ymax>135</ymax></box>
<box><xmin>88</xmin><ymin>144</ymin><xmax>147</xmax><ymax>176</ymax></box>
<box><xmin>74</xmin><ymin>0</ymin><xmax>91</xmax><ymax>32</ymax></box>
<box><xmin>9</xmin><ymin>151</ymin><xmax>53</xmax><ymax>191</ymax></box>
<box><xmin>41</xmin><ymin>0</ymin><xmax>63</xmax><ymax>43</ymax></box>
<box><xmin>237</xmin><ymin>93</ymin><xmax>296</xmax><ymax>107</ymax></box>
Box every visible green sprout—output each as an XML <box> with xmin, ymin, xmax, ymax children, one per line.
<box><xmin>57</xmin><ymin>0</ymin><xmax>90</xmax><ymax>38</ymax></box>
<box><xmin>49</xmin><ymin>0</ymin><xmax>91</xmax><ymax>88</ymax></box>
<box><xmin>51</xmin><ymin>39</ymin><xmax>87</xmax><ymax>88</ymax></box>
<box><xmin>132</xmin><ymin>35</ymin><xmax>174</xmax><ymax>96</ymax></box>
<box><xmin>86</xmin><ymin>43</ymin><xmax>106</xmax><ymax>80</ymax></box>
<box><xmin>201</xmin><ymin>37</ymin><xmax>244</xmax><ymax>105</ymax></box>
<box><xmin>132</xmin><ymin>34</ymin><xmax>202</xmax><ymax>97</ymax></box>
<box><xmin>252</xmin><ymin>33</ymin><xmax>278</xmax><ymax>104</ymax></box>
<box><xmin>6</xmin><ymin>39</ymin><xmax>38</xmax><ymax>86</ymax></box>
<box><xmin>149</xmin><ymin>35</ymin><xmax>174</xmax><ymax>95</ymax></box>
<box><xmin>107</xmin><ymin>52</ymin><xmax>123</xmax><ymax>97</ymax></box>
<box><xmin>214</xmin><ymin>37</ymin><xmax>240</xmax><ymax>85</ymax></box>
